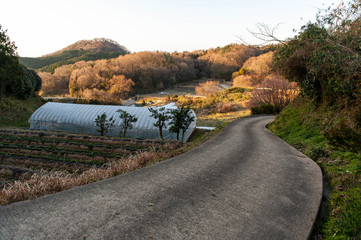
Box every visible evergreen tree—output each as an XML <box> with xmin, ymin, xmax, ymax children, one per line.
<box><xmin>169</xmin><ymin>107</ymin><xmax>195</xmax><ymax>141</ymax></box>
<box><xmin>148</xmin><ymin>107</ymin><xmax>170</xmax><ymax>140</ymax></box>
<box><xmin>95</xmin><ymin>113</ymin><xmax>115</xmax><ymax>136</ymax></box>
<box><xmin>0</xmin><ymin>25</ymin><xmax>23</xmax><ymax>100</ymax></box>
<box><xmin>117</xmin><ymin>109</ymin><xmax>137</xmax><ymax>137</ymax></box>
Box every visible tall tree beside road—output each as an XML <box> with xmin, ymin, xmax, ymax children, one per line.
<box><xmin>0</xmin><ymin>25</ymin><xmax>23</xmax><ymax>100</ymax></box>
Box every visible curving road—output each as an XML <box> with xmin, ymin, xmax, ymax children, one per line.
<box><xmin>0</xmin><ymin>116</ymin><xmax>322</xmax><ymax>240</ymax></box>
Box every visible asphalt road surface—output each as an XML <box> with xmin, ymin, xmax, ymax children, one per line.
<box><xmin>0</xmin><ymin>115</ymin><xmax>322</xmax><ymax>240</ymax></box>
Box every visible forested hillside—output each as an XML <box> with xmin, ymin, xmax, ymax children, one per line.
<box><xmin>45</xmin><ymin>38</ymin><xmax>129</xmax><ymax>56</ymax></box>
<box><xmin>39</xmin><ymin>44</ymin><xmax>262</xmax><ymax>101</ymax></box>
<box><xmin>19</xmin><ymin>38</ymin><xmax>130</xmax><ymax>73</ymax></box>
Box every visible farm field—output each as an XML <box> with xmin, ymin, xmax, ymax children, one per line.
<box><xmin>0</xmin><ymin>129</ymin><xmax>180</xmax><ymax>190</ymax></box>
<box><xmin>0</xmin><ymin>84</ymin><xmax>251</xmax><ymax>205</ymax></box>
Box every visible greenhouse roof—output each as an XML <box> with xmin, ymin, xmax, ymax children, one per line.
<box><xmin>28</xmin><ymin>102</ymin><xmax>196</xmax><ymax>142</ymax></box>
<box><xmin>30</xmin><ymin>102</ymin><xmax>180</xmax><ymax>128</ymax></box>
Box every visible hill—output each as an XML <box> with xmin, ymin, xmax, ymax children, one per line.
<box><xmin>44</xmin><ymin>38</ymin><xmax>129</xmax><ymax>56</ymax></box>
<box><xmin>19</xmin><ymin>38</ymin><xmax>130</xmax><ymax>73</ymax></box>
<box><xmin>39</xmin><ymin>44</ymin><xmax>262</xmax><ymax>98</ymax></box>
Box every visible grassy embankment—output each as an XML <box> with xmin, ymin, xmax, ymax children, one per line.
<box><xmin>0</xmin><ymin>96</ymin><xmax>44</xmax><ymax>128</ymax></box>
<box><xmin>268</xmin><ymin>97</ymin><xmax>361</xmax><ymax>239</ymax></box>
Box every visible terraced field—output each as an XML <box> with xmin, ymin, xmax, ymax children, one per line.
<box><xmin>0</xmin><ymin>129</ymin><xmax>180</xmax><ymax>188</ymax></box>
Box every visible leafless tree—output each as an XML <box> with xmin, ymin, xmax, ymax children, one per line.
<box><xmin>248</xmin><ymin>23</ymin><xmax>286</xmax><ymax>45</ymax></box>
<box><xmin>249</xmin><ymin>74</ymin><xmax>299</xmax><ymax>109</ymax></box>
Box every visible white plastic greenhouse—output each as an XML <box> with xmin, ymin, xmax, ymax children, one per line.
<box><xmin>29</xmin><ymin>102</ymin><xmax>197</xmax><ymax>142</ymax></box>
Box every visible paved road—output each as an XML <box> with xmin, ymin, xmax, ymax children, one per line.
<box><xmin>0</xmin><ymin>116</ymin><xmax>322</xmax><ymax>240</ymax></box>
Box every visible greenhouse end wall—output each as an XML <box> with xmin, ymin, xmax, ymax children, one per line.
<box><xmin>29</xmin><ymin>102</ymin><xmax>196</xmax><ymax>142</ymax></box>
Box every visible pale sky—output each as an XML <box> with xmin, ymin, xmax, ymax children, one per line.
<box><xmin>1</xmin><ymin>0</ymin><xmax>338</xmax><ymax>57</ymax></box>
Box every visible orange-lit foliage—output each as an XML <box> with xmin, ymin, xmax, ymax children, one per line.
<box><xmin>38</xmin><ymin>44</ymin><xmax>261</xmax><ymax>100</ymax></box>
<box><xmin>67</xmin><ymin>51</ymin><xmax>198</xmax><ymax>101</ymax></box>
<box><xmin>109</xmin><ymin>75</ymin><xmax>135</xmax><ymax>99</ymax></box>
<box><xmin>233</xmin><ymin>75</ymin><xmax>258</xmax><ymax>88</ymax></box>
<box><xmin>242</xmin><ymin>51</ymin><xmax>273</xmax><ymax>77</ymax></box>
<box><xmin>231</xmin><ymin>51</ymin><xmax>274</xmax><ymax>88</ymax></box>
<box><xmin>195</xmin><ymin>81</ymin><xmax>222</xmax><ymax>96</ymax></box>
<box><xmin>197</xmin><ymin>44</ymin><xmax>261</xmax><ymax>80</ymax></box>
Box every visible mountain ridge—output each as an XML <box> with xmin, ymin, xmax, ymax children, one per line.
<box><xmin>19</xmin><ymin>38</ymin><xmax>130</xmax><ymax>73</ymax></box>
<box><xmin>42</xmin><ymin>38</ymin><xmax>129</xmax><ymax>57</ymax></box>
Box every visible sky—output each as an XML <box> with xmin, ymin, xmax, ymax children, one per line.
<box><xmin>1</xmin><ymin>0</ymin><xmax>339</xmax><ymax>57</ymax></box>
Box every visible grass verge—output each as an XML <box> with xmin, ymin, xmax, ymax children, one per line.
<box><xmin>0</xmin><ymin>96</ymin><xmax>44</xmax><ymax>127</ymax></box>
<box><xmin>268</xmin><ymin>97</ymin><xmax>361</xmax><ymax>239</ymax></box>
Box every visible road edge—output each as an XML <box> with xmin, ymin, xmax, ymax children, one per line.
<box><xmin>265</xmin><ymin>119</ymin><xmax>323</xmax><ymax>240</ymax></box>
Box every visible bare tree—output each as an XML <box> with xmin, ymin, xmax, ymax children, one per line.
<box><xmin>248</xmin><ymin>23</ymin><xmax>286</xmax><ymax>45</ymax></box>
<box><xmin>249</xmin><ymin>74</ymin><xmax>299</xmax><ymax>110</ymax></box>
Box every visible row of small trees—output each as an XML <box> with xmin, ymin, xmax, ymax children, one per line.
<box><xmin>94</xmin><ymin>107</ymin><xmax>194</xmax><ymax>141</ymax></box>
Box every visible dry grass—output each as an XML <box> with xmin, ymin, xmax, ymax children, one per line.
<box><xmin>0</xmin><ymin>149</ymin><xmax>167</xmax><ymax>205</ymax></box>
<box><xmin>216</xmin><ymin>103</ymin><xmax>235</xmax><ymax>113</ymax></box>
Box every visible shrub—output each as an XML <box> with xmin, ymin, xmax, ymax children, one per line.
<box><xmin>272</xmin><ymin>1</ymin><xmax>361</xmax><ymax>105</ymax></box>
<box><xmin>177</xmin><ymin>95</ymin><xmax>193</xmax><ymax>106</ymax></box>
<box><xmin>224</xmin><ymin>87</ymin><xmax>245</xmax><ymax>94</ymax></box>
<box><xmin>12</xmin><ymin>66</ymin><xmax>42</xmax><ymax>100</ymax></box>
<box><xmin>248</xmin><ymin>75</ymin><xmax>298</xmax><ymax>111</ymax></box>
<box><xmin>216</xmin><ymin>103</ymin><xmax>234</xmax><ymax>113</ymax></box>
<box><xmin>171</xmin><ymin>94</ymin><xmax>178</xmax><ymax>100</ymax></box>
<box><xmin>251</xmin><ymin>104</ymin><xmax>278</xmax><ymax>115</ymax></box>
<box><xmin>232</xmin><ymin>75</ymin><xmax>257</xmax><ymax>88</ymax></box>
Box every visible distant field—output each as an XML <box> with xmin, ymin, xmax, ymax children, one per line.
<box><xmin>0</xmin><ymin>129</ymin><xmax>179</xmax><ymax>188</ymax></box>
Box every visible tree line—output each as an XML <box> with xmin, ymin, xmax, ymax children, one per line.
<box><xmin>0</xmin><ymin>25</ymin><xmax>41</xmax><ymax>101</ymax></box>
<box><xmin>39</xmin><ymin>44</ymin><xmax>262</xmax><ymax>102</ymax></box>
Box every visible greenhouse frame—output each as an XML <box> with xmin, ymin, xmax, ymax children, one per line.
<box><xmin>29</xmin><ymin>102</ymin><xmax>197</xmax><ymax>142</ymax></box>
